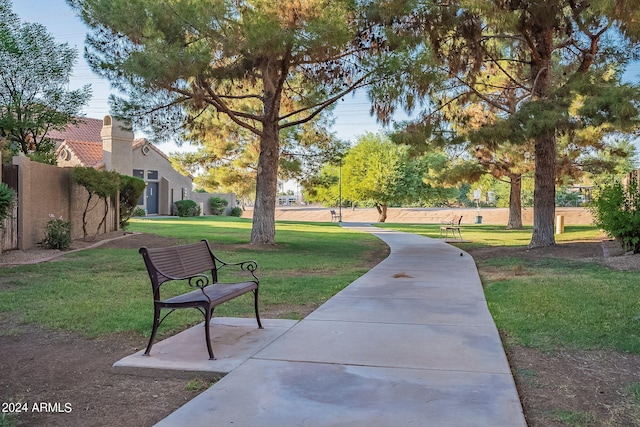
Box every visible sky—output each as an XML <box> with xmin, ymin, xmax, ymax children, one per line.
<box><xmin>10</xmin><ymin>0</ymin><xmax>640</xmax><ymax>156</ymax></box>
<box><xmin>10</xmin><ymin>0</ymin><xmax>392</xmax><ymax>156</ymax></box>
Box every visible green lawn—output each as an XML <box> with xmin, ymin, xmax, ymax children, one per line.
<box><xmin>0</xmin><ymin>217</ymin><xmax>386</xmax><ymax>339</ymax></box>
<box><xmin>2</xmin><ymin>217</ymin><xmax>638</xmax><ymax>357</ymax></box>
<box><xmin>376</xmin><ymin>222</ymin><xmax>600</xmax><ymax>248</ymax></box>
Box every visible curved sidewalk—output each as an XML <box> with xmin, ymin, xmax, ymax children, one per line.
<box><xmin>155</xmin><ymin>223</ymin><xmax>526</xmax><ymax>426</ymax></box>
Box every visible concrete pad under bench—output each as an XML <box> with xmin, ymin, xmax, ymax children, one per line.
<box><xmin>112</xmin><ymin>317</ymin><xmax>297</xmax><ymax>378</ymax></box>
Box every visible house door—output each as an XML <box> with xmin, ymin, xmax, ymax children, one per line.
<box><xmin>146</xmin><ymin>182</ymin><xmax>159</xmax><ymax>214</ymax></box>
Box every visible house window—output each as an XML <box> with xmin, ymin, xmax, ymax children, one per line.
<box><xmin>133</xmin><ymin>170</ymin><xmax>145</xmax><ymax>205</ymax></box>
<box><xmin>147</xmin><ymin>170</ymin><xmax>158</xmax><ymax>180</ymax></box>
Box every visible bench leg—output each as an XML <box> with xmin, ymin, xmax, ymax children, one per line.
<box><xmin>144</xmin><ymin>305</ymin><xmax>161</xmax><ymax>356</ymax></box>
<box><xmin>204</xmin><ymin>307</ymin><xmax>215</xmax><ymax>360</ymax></box>
<box><xmin>254</xmin><ymin>289</ymin><xmax>263</xmax><ymax>329</ymax></box>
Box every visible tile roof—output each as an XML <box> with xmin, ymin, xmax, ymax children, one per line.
<box><xmin>64</xmin><ymin>140</ymin><xmax>104</xmax><ymax>167</ymax></box>
<box><xmin>48</xmin><ymin>117</ymin><xmax>104</xmax><ymax>143</ymax></box>
<box><xmin>51</xmin><ymin>118</ymin><xmax>179</xmax><ymax>174</ymax></box>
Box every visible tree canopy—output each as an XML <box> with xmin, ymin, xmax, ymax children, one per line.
<box><xmin>68</xmin><ymin>0</ymin><xmax>381</xmax><ymax>244</ymax></box>
<box><xmin>369</xmin><ymin>0</ymin><xmax>640</xmax><ymax>247</ymax></box>
<box><xmin>170</xmin><ymin>106</ymin><xmax>344</xmax><ymax>205</ymax></box>
<box><xmin>0</xmin><ymin>0</ymin><xmax>90</xmax><ymax>164</ymax></box>
<box><xmin>307</xmin><ymin>132</ymin><xmax>452</xmax><ymax>221</ymax></box>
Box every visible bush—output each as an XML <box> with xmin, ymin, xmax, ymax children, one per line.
<box><xmin>175</xmin><ymin>200</ymin><xmax>201</xmax><ymax>217</ymax></box>
<box><xmin>119</xmin><ymin>175</ymin><xmax>146</xmax><ymax>230</ymax></box>
<box><xmin>589</xmin><ymin>178</ymin><xmax>640</xmax><ymax>253</ymax></box>
<box><xmin>209</xmin><ymin>196</ymin><xmax>229</xmax><ymax>215</ymax></box>
<box><xmin>556</xmin><ymin>187</ymin><xmax>584</xmax><ymax>207</ymax></box>
<box><xmin>132</xmin><ymin>207</ymin><xmax>146</xmax><ymax>217</ymax></box>
<box><xmin>0</xmin><ymin>183</ymin><xmax>14</xmax><ymax>229</ymax></box>
<box><xmin>71</xmin><ymin>167</ymin><xmax>120</xmax><ymax>238</ymax></box>
<box><xmin>42</xmin><ymin>215</ymin><xmax>71</xmax><ymax>249</ymax></box>
<box><xmin>230</xmin><ymin>206</ymin><xmax>243</xmax><ymax>217</ymax></box>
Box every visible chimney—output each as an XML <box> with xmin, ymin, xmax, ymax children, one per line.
<box><xmin>101</xmin><ymin>115</ymin><xmax>133</xmax><ymax>174</ymax></box>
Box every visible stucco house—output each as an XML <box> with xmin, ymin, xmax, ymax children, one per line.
<box><xmin>49</xmin><ymin>115</ymin><xmax>193</xmax><ymax>215</ymax></box>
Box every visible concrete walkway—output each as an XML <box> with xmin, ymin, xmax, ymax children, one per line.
<box><xmin>152</xmin><ymin>223</ymin><xmax>526</xmax><ymax>426</ymax></box>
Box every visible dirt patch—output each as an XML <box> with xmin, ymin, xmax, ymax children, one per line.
<box><xmin>507</xmin><ymin>346</ymin><xmax>640</xmax><ymax>426</ymax></box>
<box><xmin>0</xmin><ymin>319</ymin><xmax>210</xmax><ymax>427</ymax></box>
<box><xmin>2</xmin><ymin>231</ymin><xmax>640</xmax><ymax>426</ymax></box>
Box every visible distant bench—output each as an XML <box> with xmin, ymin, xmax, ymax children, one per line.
<box><xmin>139</xmin><ymin>239</ymin><xmax>262</xmax><ymax>360</ymax></box>
<box><xmin>440</xmin><ymin>215</ymin><xmax>463</xmax><ymax>240</ymax></box>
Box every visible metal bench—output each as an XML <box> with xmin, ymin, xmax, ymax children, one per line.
<box><xmin>139</xmin><ymin>239</ymin><xmax>262</xmax><ymax>360</ymax></box>
<box><xmin>330</xmin><ymin>209</ymin><xmax>340</xmax><ymax>222</ymax></box>
<box><xmin>440</xmin><ymin>215</ymin><xmax>463</xmax><ymax>240</ymax></box>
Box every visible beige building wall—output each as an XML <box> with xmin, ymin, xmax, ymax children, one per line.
<box><xmin>56</xmin><ymin>149</ymin><xmax>83</xmax><ymax>168</ymax></box>
<box><xmin>13</xmin><ymin>156</ymin><xmax>117</xmax><ymax>250</ymax></box>
<box><xmin>132</xmin><ymin>142</ymin><xmax>192</xmax><ymax>215</ymax></box>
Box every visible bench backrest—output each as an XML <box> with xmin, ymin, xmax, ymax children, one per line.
<box><xmin>139</xmin><ymin>240</ymin><xmax>218</xmax><ymax>292</ymax></box>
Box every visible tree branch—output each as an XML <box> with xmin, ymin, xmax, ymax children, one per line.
<box><xmin>278</xmin><ymin>73</ymin><xmax>371</xmax><ymax>128</ymax></box>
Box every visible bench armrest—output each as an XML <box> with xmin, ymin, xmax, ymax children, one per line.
<box><xmin>213</xmin><ymin>256</ymin><xmax>259</xmax><ymax>284</ymax></box>
<box><xmin>185</xmin><ymin>273</ymin><xmax>213</xmax><ymax>301</ymax></box>
<box><xmin>187</xmin><ymin>273</ymin><xmax>212</xmax><ymax>290</ymax></box>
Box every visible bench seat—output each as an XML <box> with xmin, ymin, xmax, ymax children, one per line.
<box><xmin>161</xmin><ymin>281</ymin><xmax>258</xmax><ymax>306</ymax></box>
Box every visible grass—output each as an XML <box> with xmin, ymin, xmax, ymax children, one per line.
<box><xmin>629</xmin><ymin>383</ymin><xmax>640</xmax><ymax>404</ymax></box>
<box><xmin>185</xmin><ymin>378</ymin><xmax>217</xmax><ymax>392</ymax></box>
<box><xmin>483</xmin><ymin>259</ymin><xmax>640</xmax><ymax>353</ymax></box>
<box><xmin>0</xmin><ymin>413</ymin><xmax>16</xmax><ymax>427</ymax></box>
<box><xmin>481</xmin><ymin>257</ymin><xmax>640</xmax><ymax>353</ymax></box>
<box><xmin>548</xmin><ymin>410</ymin><xmax>597</xmax><ymax>427</ymax></box>
<box><xmin>0</xmin><ymin>217</ymin><xmax>386</xmax><ymax>339</ymax></box>
<box><xmin>2</xmin><ymin>216</ymin><xmax>638</xmax><ymax>357</ymax></box>
<box><xmin>376</xmin><ymin>223</ymin><xmax>600</xmax><ymax>248</ymax></box>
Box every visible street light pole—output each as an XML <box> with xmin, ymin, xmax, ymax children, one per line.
<box><xmin>338</xmin><ymin>161</ymin><xmax>342</xmax><ymax>222</ymax></box>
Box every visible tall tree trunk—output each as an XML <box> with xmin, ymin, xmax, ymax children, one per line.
<box><xmin>376</xmin><ymin>203</ymin><xmax>387</xmax><ymax>222</ymax></box>
<box><xmin>507</xmin><ymin>174</ymin><xmax>523</xmax><ymax>230</ymax></box>
<box><xmin>250</xmin><ymin>63</ymin><xmax>282</xmax><ymax>245</ymax></box>
<box><xmin>529</xmin><ymin>132</ymin><xmax>556</xmax><ymax>248</ymax></box>
<box><xmin>528</xmin><ymin>27</ymin><xmax>556</xmax><ymax>248</ymax></box>
<box><xmin>251</xmin><ymin>120</ymin><xmax>279</xmax><ymax>245</ymax></box>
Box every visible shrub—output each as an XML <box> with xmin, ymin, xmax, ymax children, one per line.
<box><xmin>230</xmin><ymin>206</ymin><xmax>243</xmax><ymax>217</ymax></box>
<box><xmin>175</xmin><ymin>200</ymin><xmax>201</xmax><ymax>217</ymax></box>
<box><xmin>71</xmin><ymin>167</ymin><xmax>120</xmax><ymax>238</ymax></box>
<box><xmin>0</xmin><ymin>182</ymin><xmax>14</xmax><ymax>230</ymax></box>
<box><xmin>132</xmin><ymin>207</ymin><xmax>146</xmax><ymax>217</ymax></box>
<box><xmin>589</xmin><ymin>178</ymin><xmax>640</xmax><ymax>253</ymax></box>
<box><xmin>119</xmin><ymin>175</ymin><xmax>146</xmax><ymax>230</ymax></box>
<box><xmin>209</xmin><ymin>196</ymin><xmax>228</xmax><ymax>215</ymax></box>
<box><xmin>42</xmin><ymin>214</ymin><xmax>71</xmax><ymax>249</ymax></box>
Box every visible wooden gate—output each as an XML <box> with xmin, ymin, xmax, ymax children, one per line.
<box><xmin>1</xmin><ymin>164</ymin><xmax>18</xmax><ymax>252</ymax></box>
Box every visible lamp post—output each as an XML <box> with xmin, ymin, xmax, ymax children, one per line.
<box><xmin>338</xmin><ymin>161</ymin><xmax>342</xmax><ymax>222</ymax></box>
